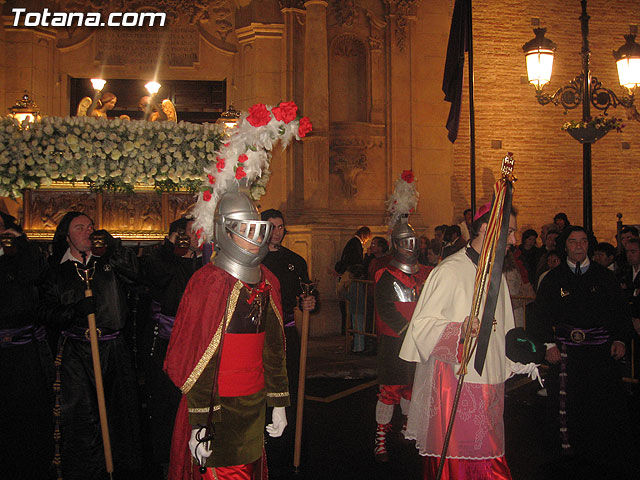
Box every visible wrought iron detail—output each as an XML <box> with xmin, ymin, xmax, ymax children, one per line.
<box><xmin>534</xmin><ymin>74</ymin><xmax>634</xmax><ymax>114</ymax></box>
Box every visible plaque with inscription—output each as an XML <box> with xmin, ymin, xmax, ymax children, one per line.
<box><xmin>95</xmin><ymin>27</ymin><xmax>199</xmax><ymax>67</ymax></box>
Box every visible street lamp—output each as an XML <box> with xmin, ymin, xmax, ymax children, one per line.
<box><xmin>522</xmin><ymin>0</ymin><xmax>640</xmax><ymax>231</ymax></box>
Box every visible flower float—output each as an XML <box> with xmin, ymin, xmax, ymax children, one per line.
<box><xmin>0</xmin><ymin>115</ymin><xmax>224</xmax><ymax>198</ymax></box>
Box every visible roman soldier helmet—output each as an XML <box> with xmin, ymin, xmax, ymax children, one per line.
<box><xmin>212</xmin><ymin>188</ymin><xmax>272</xmax><ymax>284</ymax></box>
<box><xmin>386</xmin><ymin>170</ymin><xmax>420</xmax><ymax>274</ymax></box>
<box><xmin>390</xmin><ymin>215</ymin><xmax>419</xmax><ymax>274</ymax></box>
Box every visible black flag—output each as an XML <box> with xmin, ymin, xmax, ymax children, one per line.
<box><xmin>442</xmin><ymin>0</ymin><xmax>470</xmax><ymax>143</ymax></box>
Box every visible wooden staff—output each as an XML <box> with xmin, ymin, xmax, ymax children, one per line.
<box><xmin>77</xmin><ymin>265</ymin><xmax>114</xmax><ymax>478</ymax></box>
<box><xmin>293</xmin><ymin>281</ymin><xmax>317</xmax><ymax>473</ymax></box>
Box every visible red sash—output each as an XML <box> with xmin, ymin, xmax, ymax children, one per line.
<box><xmin>218</xmin><ymin>332</ymin><xmax>265</xmax><ymax>396</ymax></box>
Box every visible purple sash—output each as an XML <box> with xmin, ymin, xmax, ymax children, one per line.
<box><xmin>555</xmin><ymin>324</ymin><xmax>609</xmax><ymax>346</ymax></box>
<box><xmin>151</xmin><ymin>300</ymin><xmax>175</xmax><ymax>340</ymax></box>
<box><xmin>0</xmin><ymin>325</ymin><xmax>46</xmax><ymax>347</ymax></box>
<box><xmin>61</xmin><ymin>327</ymin><xmax>120</xmax><ymax>342</ymax></box>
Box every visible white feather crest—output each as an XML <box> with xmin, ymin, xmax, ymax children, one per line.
<box><xmin>192</xmin><ymin>102</ymin><xmax>311</xmax><ymax>244</ymax></box>
<box><xmin>386</xmin><ymin>170</ymin><xmax>419</xmax><ymax>228</ymax></box>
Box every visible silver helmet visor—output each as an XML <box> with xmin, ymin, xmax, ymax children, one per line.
<box><xmin>397</xmin><ymin>236</ymin><xmax>417</xmax><ymax>252</ymax></box>
<box><xmin>225</xmin><ymin>219</ymin><xmax>273</xmax><ymax>247</ymax></box>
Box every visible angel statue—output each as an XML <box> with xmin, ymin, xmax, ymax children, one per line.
<box><xmin>76</xmin><ymin>92</ymin><xmax>130</xmax><ymax>120</ymax></box>
<box><xmin>139</xmin><ymin>95</ymin><xmax>177</xmax><ymax>122</ymax></box>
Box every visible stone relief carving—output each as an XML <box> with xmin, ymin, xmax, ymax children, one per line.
<box><xmin>57</xmin><ymin>0</ymin><xmax>211</xmax><ymax>25</ymax></box>
<box><xmin>279</xmin><ymin>0</ymin><xmax>306</xmax><ymax>9</ymax></box>
<box><xmin>54</xmin><ymin>0</ymin><xmax>234</xmax><ymax>50</ymax></box>
<box><xmin>383</xmin><ymin>0</ymin><xmax>423</xmax><ymax>51</ymax></box>
<box><xmin>331</xmin><ymin>136</ymin><xmax>385</xmax><ymax>149</ymax></box>
<box><xmin>332</xmin><ymin>34</ymin><xmax>367</xmax><ymax>58</ymax></box>
<box><xmin>331</xmin><ymin>0</ymin><xmax>359</xmax><ymax>27</ymax></box>
<box><xmin>330</xmin><ymin>152</ymin><xmax>368</xmax><ymax>197</ymax></box>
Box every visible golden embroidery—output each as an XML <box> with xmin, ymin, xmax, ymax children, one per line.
<box><xmin>560</xmin><ymin>288</ymin><xmax>570</xmax><ymax>297</ymax></box>
<box><xmin>267</xmin><ymin>391</ymin><xmax>290</xmax><ymax>398</ymax></box>
<box><xmin>266</xmin><ymin>278</ymin><xmax>286</xmax><ymax>351</ymax></box>
<box><xmin>181</xmin><ymin>281</ymin><xmax>243</xmax><ymax>394</ymax></box>
<box><xmin>188</xmin><ymin>405</ymin><xmax>221</xmax><ymax>413</ymax></box>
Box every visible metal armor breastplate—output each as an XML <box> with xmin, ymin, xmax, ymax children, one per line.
<box><xmin>391</xmin><ymin>277</ymin><xmax>416</xmax><ymax>303</ymax></box>
<box><xmin>226</xmin><ymin>286</ymin><xmax>269</xmax><ymax>333</ymax></box>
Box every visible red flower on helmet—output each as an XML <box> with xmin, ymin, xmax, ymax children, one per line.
<box><xmin>401</xmin><ymin>170</ymin><xmax>414</xmax><ymax>183</ymax></box>
<box><xmin>247</xmin><ymin>103</ymin><xmax>271</xmax><ymax>127</ymax></box>
<box><xmin>207</xmin><ymin>174</ymin><xmax>215</xmax><ymax>184</ymax></box>
<box><xmin>235</xmin><ymin>166</ymin><xmax>246</xmax><ymax>180</ymax></box>
<box><xmin>237</xmin><ymin>154</ymin><xmax>248</xmax><ymax>163</ymax></box>
<box><xmin>272</xmin><ymin>101</ymin><xmax>298</xmax><ymax>124</ymax></box>
<box><xmin>298</xmin><ymin>117</ymin><xmax>312</xmax><ymax>138</ymax></box>
<box><xmin>203</xmin><ymin>190</ymin><xmax>212</xmax><ymax>201</ymax></box>
<box><xmin>216</xmin><ymin>157</ymin><xmax>225</xmax><ymax>172</ymax></box>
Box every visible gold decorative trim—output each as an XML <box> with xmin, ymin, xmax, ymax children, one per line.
<box><xmin>267</xmin><ymin>279</ymin><xmax>286</xmax><ymax>351</ymax></box>
<box><xmin>181</xmin><ymin>281</ymin><xmax>243</xmax><ymax>394</ymax></box>
<box><xmin>267</xmin><ymin>391</ymin><xmax>290</xmax><ymax>398</ymax></box>
<box><xmin>188</xmin><ymin>405</ymin><xmax>221</xmax><ymax>413</ymax></box>
<box><xmin>34</xmin><ymin>181</ymin><xmax>163</xmax><ymax>192</ymax></box>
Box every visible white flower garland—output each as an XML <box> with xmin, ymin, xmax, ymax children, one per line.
<box><xmin>191</xmin><ymin>101</ymin><xmax>312</xmax><ymax>243</ymax></box>
<box><xmin>0</xmin><ymin>116</ymin><xmax>224</xmax><ymax>198</ymax></box>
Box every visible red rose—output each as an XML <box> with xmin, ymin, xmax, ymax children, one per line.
<box><xmin>235</xmin><ymin>166</ymin><xmax>246</xmax><ymax>180</ymax></box>
<box><xmin>298</xmin><ymin>116</ymin><xmax>312</xmax><ymax>137</ymax></box>
<box><xmin>272</xmin><ymin>101</ymin><xmax>298</xmax><ymax>124</ymax></box>
<box><xmin>216</xmin><ymin>157</ymin><xmax>225</xmax><ymax>172</ymax></box>
<box><xmin>207</xmin><ymin>174</ymin><xmax>216</xmax><ymax>184</ymax></box>
<box><xmin>247</xmin><ymin>104</ymin><xmax>272</xmax><ymax>127</ymax></box>
<box><xmin>203</xmin><ymin>190</ymin><xmax>212</xmax><ymax>202</ymax></box>
<box><xmin>237</xmin><ymin>154</ymin><xmax>248</xmax><ymax>163</ymax></box>
<box><xmin>401</xmin><ymin>170</ymin><xmax>414</xmax><ymax>183</ymax></box>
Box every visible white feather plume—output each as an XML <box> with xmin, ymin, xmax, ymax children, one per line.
<box><xmin>386</xmin><ymin>170</ymin><xmax>419</xmax><ymax>228</ymax></box>
<box><xmin>192</xmin><ymin>102</ymin><xmax>311</xmax><ymax>244</ymax></box>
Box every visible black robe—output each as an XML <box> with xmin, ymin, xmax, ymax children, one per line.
<box><xmin>40</xmin><ymin>243</ymin><xmax>141</xmax><ymax>480</ymax></box>
<box><xmin>139</xmin><ymin>239</ymin><xmax>202</xmax><ymax>465</ymax></box>
<box><xmin>0</xmin><ymin>236</ymin><xmax>54</xmax><ymax>479</ymax></box>
<box><xmin>535</xmin><ymin>261</ymin><xmax>635</xmax><ymax>475</ymax></box>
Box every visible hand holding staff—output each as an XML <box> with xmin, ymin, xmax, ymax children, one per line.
<box><xmin>293</xmin><ymin>280</ymin><xmax>318</xmax><ymax>474</ymax></box>
<box><xmin>75</xmin><ymin>260</ymin><xmax>114</xmax><ymax>479</ymax></box>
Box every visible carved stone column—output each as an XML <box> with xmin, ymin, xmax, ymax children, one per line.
<box><xmin>302</xmin><ymin>0</ymin><xmax>329</xmax><ymax>212</ymax></box>
<box><xmin>384</xmin><ymin>0</ymin><xmax>422</xmax><ymax>186</ymax></box>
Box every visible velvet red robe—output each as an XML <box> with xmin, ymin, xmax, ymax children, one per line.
<box><xmin>164</xmin><ymin>264</ymin><xmax>285</xmax><ymax>480</ymax></box>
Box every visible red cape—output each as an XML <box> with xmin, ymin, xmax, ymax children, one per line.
<box><xmin>163</xmin><ymin>263</ymin><xmax>283</xmax><ymax>480</ymax></box>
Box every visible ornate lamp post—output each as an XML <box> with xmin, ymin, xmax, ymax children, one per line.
<box><xmin>522</xmin><ymin>0</ymin><xmax>640</xmax><ymax>231</ymax></box>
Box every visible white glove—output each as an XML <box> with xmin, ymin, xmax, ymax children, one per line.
<box><xmin>189</xmin><ymin>427</ymin><xmax>213</xmax><ymax>466</ymax></box>
<box><xmin>266</xmin><ymin>407</ymin><xmax>287</xmax><ymax>437</ymax></box>
<box><xmin>507</xmin><ymin>360</ymin><xmax>543</xmax><ymax>387</ymax></box>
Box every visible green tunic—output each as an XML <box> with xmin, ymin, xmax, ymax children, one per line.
<box><xmin>186</xmin><ymin>284</ymin><xmax>289</xmax><ymax>467</ymax></box>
